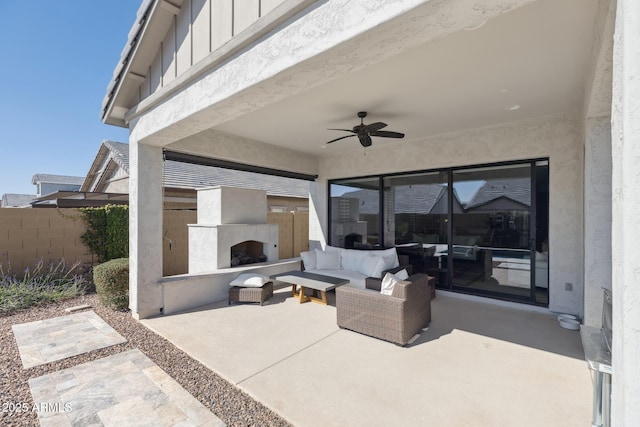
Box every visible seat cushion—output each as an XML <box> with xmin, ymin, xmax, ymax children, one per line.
<box><xmin>229</xmin><ymin>273</ymin><xmax>270</xmax><ymax>288</ymax></box>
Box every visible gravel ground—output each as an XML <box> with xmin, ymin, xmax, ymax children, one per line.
<box><xmin>0</xmin><ymin>294</ymin><xmax>292</xmax><ymax>427</ymax></box>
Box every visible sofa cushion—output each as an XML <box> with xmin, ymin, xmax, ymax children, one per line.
<box><xmin>340</xmin><ymin>249</ymin><xmax>371</xmax><ymax>272</ymax></box>
<box><xmin>377</xmin><ymin>247</ymin><xmax>400</xmax><ymax>270</ymax></box>
<box><xmin>315</xmin><ymin>249</ymin><xmax>341</xmax><ymax>269</ymax></box>
<box><xmin>357</xmin><ymin>255</ymin><xmax>386</xmax><ymax>278</ymax></box>
<box><xmin>229</xmin><ymin>273</ymin><xmax>270</xmax><ymax>288</ymax></box>
<box><xmin>325</xmin><ymin>245</ymin><xmax>342</xmax><ymax>255</ymax></box>
<box><xmin>300</xmin><ymin>250</ymin><xmax>317</xmax><ymax>270</ymax></box>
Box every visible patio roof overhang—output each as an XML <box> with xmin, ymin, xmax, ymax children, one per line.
<box><xmin>110</xmin><ymin>0</ymin><xmax>611</xmax><ymax>166</ymax></box>
<box><xmin>163</xmin><ymin>150</ymin><xmax>318</xmax><ymax>181</ymax></box>
<box><xmin>30</xmin><ymin>191</ymin><xmax>129</xmax><ymax>208</ymax></box>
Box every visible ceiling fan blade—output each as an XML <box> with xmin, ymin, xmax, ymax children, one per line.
<box><xmin>358</xmin><ymin>134</ymin><xmax>373</xmax><ymax>147</ymax></box>
<box><xmin>328</xmin><ymin>128</ymin><xmax>356</xmax><ymax>133</ymax></box>
<box><xmin>370</xmin><ymin>130</ymin><xmax>405</xmax><ymax>139</ymax></box>
<box><xmin>326</xmin><ymin>134</ymin><xmax>356</xmax><ymax>144</ymax></box>
<box><xmin>364</xmin><ymin>122</ymin><xmax>387</xmax><ymax>133</ymax></box>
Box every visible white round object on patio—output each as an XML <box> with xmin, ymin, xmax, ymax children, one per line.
<box><xmin>557</xmin><ymin>313</ymin><xmax>578</xmax><ymax>322</ymax></box>
<box><xmin>558</xmin><ymin>318</ymin><xmax>580</xmax><ymax>330</ymax></box>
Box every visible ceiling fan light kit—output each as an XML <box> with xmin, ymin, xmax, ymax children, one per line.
<box><xmin>325</xmin><ymin>111</ymin><xmax>405</xmax><ymax>147</ymax></box>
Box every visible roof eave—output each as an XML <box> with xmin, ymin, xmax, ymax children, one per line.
<box><xmin>101</xmin><ymin>0</ymin><xmax>157</xmax><ymax>126</ymax></box>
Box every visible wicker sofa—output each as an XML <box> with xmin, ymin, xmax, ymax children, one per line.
<box><xmin>301</xmin><ymin>246</ymin><xmax>411</xmax><ymax>289</ymax></box>
<box><xmin>336</xmin><ymin>273</ymin><xmax>434</xmax><ymax>346</ymax></box>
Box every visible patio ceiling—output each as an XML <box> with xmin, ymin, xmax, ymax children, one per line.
<box><xmin>206</xmin><ymin>0</ymin><xmax>600</xmax><ymax>156</ymax></box>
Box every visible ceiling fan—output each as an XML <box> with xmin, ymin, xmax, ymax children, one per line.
<box><xmin>325</xmin><ymin>111</ymin><xmax>405</xmax><ymax>147</ymax></box>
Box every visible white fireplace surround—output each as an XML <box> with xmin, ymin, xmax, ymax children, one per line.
<box><xmin>188</xmin><ymin>186</ymin><xmax>279</xmax><ymax>272</ymax></box>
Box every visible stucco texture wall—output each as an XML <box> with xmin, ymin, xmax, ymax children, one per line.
<box><xmin>314</xmin><ymin>113</ymin><xmax>584</xmax><ymax>315</ymax></box>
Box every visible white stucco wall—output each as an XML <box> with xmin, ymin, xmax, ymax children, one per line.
<box><xmin>196</xmin><ymin>186</ymin><xmax>267</xmax><ymax>225</ymax></box>
<box><xmin>310</xmin><ymin>113</ymin><xmax>585</xmax><ymax>315</ymax></box>
<box><xmin>129</xmin><ymin>142</ymin><xmax>165</xmax><ymax>319</ymax></box>
<box><xmin>159</xmin><ymin>259</ymin><xmax>300</xmax><ymax>315</ymax></box>
<box><xmin>583</xmin><ymin>116</ymin><xmax>612</xmax><ymax>327</ymax></box>
<box><xmin>611</xmin><ymin>0</ymin><xmax>640</xmax><ymax>423</ymax></box>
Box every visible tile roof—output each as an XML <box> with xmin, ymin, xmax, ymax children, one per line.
<box><xmin>341</xmin><ymin>184</ymin><xmax>449</xmax><ymax>215</ymax></box>
<box><xmin>31</xmin><ymin>174</ymin><xmax>85</xmax><ymax>185</ymax></box>
<box><xmin>98</xmin><ymin>141</ymin><xmax>309</xmax><ymax>199</ymax></box>
<box><xmin>465</xmin><ymin>178</ymin><xmax>531</xmax><ymax>209</ymax></box>
<box><xmin>1</xmin><ymin>194</ymin><xmax>36</xmax><ymax>207</ymax></box>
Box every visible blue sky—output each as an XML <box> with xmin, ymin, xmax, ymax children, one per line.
<box><xmin>0</xmin><ymin>1</ymin><xmax>141</xmax><ymax>197</ymax></box>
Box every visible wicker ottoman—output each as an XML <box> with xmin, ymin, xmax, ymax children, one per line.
<box><xmin>228</xmin><ymin>281</ymin><xmax>273</xmax><ymax>305</ymax></box>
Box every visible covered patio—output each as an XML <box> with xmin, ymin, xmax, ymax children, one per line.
<box><xmin>141</xmin><ymin>287</ymin><xmax>591</xmax><ymax>426</ymax></box>
<box><xmin>101</xmin><ymin>0</ymin><xmax>640</xmax><ymax>423</ymax></box>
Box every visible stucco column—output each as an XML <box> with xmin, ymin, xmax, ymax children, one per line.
<box><xmin>309</xmin><ymin>178</ymin><xmax>327</xmax><ymax>250</ymax></box>
<box><xmin>129</xmin><ymin>140</ymin><xmax>164</xmax><ymax>319</ymax></box>
<box><xmin>583</xmin><ymin>116</ymin><xmax>612</xmax><ymax>327</ymax></box>
<box><xmin>611</xmin><ymin>0</ymin><xmax>640</xmax><ymax>423</ymax></box>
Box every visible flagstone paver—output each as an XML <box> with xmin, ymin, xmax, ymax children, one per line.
<box><xmin>29</xmin><ymin>348</ymin><xmax>225</xmax><ymax>427</ymax></box>
<box><xmin>12</xmin><ymin>310</ymin><xmax>126</xmax><ymax>368</ymax></box>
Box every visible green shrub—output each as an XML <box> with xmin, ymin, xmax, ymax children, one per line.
<box><xmin>93</xmin><ymin>258</ymin><xmax>129</xmax><ymax>311</ymax></box>
<box><xmin>0</xmin><ymin>259</ymin><xmax>87</xmax><ymax>316</ymax></box>
<box><xmin>80</xmin><ymin>205</ymin><xmax>129</xmax><ymax>263</ymax></box>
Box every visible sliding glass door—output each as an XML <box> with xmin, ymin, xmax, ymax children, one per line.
<box><xmin>328</xmin><ymin>159</ymin><xmax>549</xmax><ymax>306</ymax></box>
<box><xmin>383</xmin><ymin>172</ymin><xmax>449</xmax><ymax>283</ymax></box>
<box><xmin>451</xmin><ymin>164</ymin><xmax>536</xmax><ymax>302</ymax></box>
<box><xmin>329</xmin><ymin>177</ymin><xmax>381</xmax><ymax>248</ymax></box>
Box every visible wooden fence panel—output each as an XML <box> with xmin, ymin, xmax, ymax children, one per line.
<box><xmin>267</xmin><ymin>212</ymin><xmax>294</xmax><ymax>259</ymax></box>
<box><xmin>163</xmin><ymin>210</ymin><xmax>196</xmax><ymax>276</ymax></box>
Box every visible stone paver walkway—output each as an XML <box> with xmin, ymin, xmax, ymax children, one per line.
<box><xmin>29</xmin><ymin>349</ymin><xmax>225</xmax><ymax>426</ymax></box>
<box><xmin>12</xmin><ymin>310</ymin><xmax>126</xmax><ymax>368</ymax></box>
<box><xmin>12</xmin><ymin>310</ymin><xmax>225</xmax><ymax>426</ymax></box>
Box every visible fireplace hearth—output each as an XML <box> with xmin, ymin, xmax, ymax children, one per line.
<box><xmin>231</xmin><ymin>240</ymin><xmax>268</xmax><ymax>266</ymax></box>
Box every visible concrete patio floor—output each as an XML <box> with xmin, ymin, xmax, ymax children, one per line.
<box><xmin>142</xmin><ymin>287</ymin><xmax>592</xmax><ymax>427</ymax></box>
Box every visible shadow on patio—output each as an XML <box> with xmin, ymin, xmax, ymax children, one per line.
<box><xmin>142</xmin><ymin>287</ymin><xmax>591</xmax><ymax>427</ymax></box>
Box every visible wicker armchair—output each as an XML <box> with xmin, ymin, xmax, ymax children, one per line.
<box><xmin>336</xmin><ymin>273</ymin><xmax>434</xmax><ymax>346</ymax></box>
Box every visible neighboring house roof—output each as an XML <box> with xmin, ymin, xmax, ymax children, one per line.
<box><xmin>465</xmin><ymin>178</ymin><xmax>531</xmax><ymax>210</ymax></box>
<box><xmin>83</xmin><ymin>141</ymin><xmax>309</xmax><ymax>199</ymax></box>
<box><xmin>340</xmin><ymin>184</ymin><xmax>459</xmax><ymax>215</ymax></box>
<box><xmin>31</xmin><ymin>174</ymin><xmax>84</xmax><ymax>186</ymax></box>
<box><xmin>394</xmin><ymin>185</ymin><xmax>448</xmax><ymax>214</ymax></box>
<box><xmin>1</xmin><ymin>194</ymin><xmax>36</xmax><ymax>208</ymax></box>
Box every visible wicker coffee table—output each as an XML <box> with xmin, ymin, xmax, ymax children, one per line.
<box><xmin>271</xmin><ymin>271</ymin><xmax>349</xmax><ymax>305</ymax></box>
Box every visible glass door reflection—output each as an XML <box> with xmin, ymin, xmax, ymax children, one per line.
<box><xmin>451</xmin><ymin>164</ymin><xmax>535</xmax><ymax>301</ymax></box>
<box><xmin>383</xmin><ymin>171</ymin><xmax>449</xmax><ymax>285</ymax></box>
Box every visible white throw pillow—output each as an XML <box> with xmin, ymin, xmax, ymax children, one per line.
<box><xmin>395</xmin><ymin>269</ymin><xmax>409</xmax><ymax>281</ymax></box>
<box><xmin>358</xmin><ymin>255</ymin><xmax>386</xmax><ymax>278</ymax></box>
<box><xmin>315</xmin><ymin>249</ymin><xmax>341</xmax><ymax>269</ymax></box>
<box><xmin>300</xmin><ymin>250</ymin><xmax>317</xmax><ymax>270</ymax></box>
<box><xmin>341</xmin><ymin>249</ymin><xmax>369</xmax><ymax>272</ymax></box>
<box><xmin>377</xmin><ymin>248</ymin><xmax>400</xmax><ymax>270</ymax></box>
<box><xmin>380</xmin><ymin>255</ymin><xmax>395</xmax><ymax>271</ymax></box>
<box><xmin>325</xmin><ymin>245</ymin><xmax>341</xmax><ymax>253</ymax></box>
<box><xmin>380</xmin><ymin>272</ymin><xmax>400</xmax><ymax>296</ymax></box>
<box><xmin>230</xmin><ymin>273</ymin><xmax>269</xmax><ymax>288</ymax></box>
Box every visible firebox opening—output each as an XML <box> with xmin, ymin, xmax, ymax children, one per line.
<box><xmin>231</xmin><ymin>240</ymin><xmax>267</xmax><ymax>267</ymax></box>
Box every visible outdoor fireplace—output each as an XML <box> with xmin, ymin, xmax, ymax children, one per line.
<box><xmin>231</xmin><ymin>240</ymin><xmax>268</xmax><ymax>266</ymax></box>
<box><xmin>188</xmin><ymin>186</ymin><xmax>279</xmax><ymax>273</ymax></box>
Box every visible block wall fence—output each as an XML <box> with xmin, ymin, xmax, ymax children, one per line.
<box><xmin>0</xmin><ymin>208</ymin><xmax>308</xmax><ymax>277</ymax></box>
